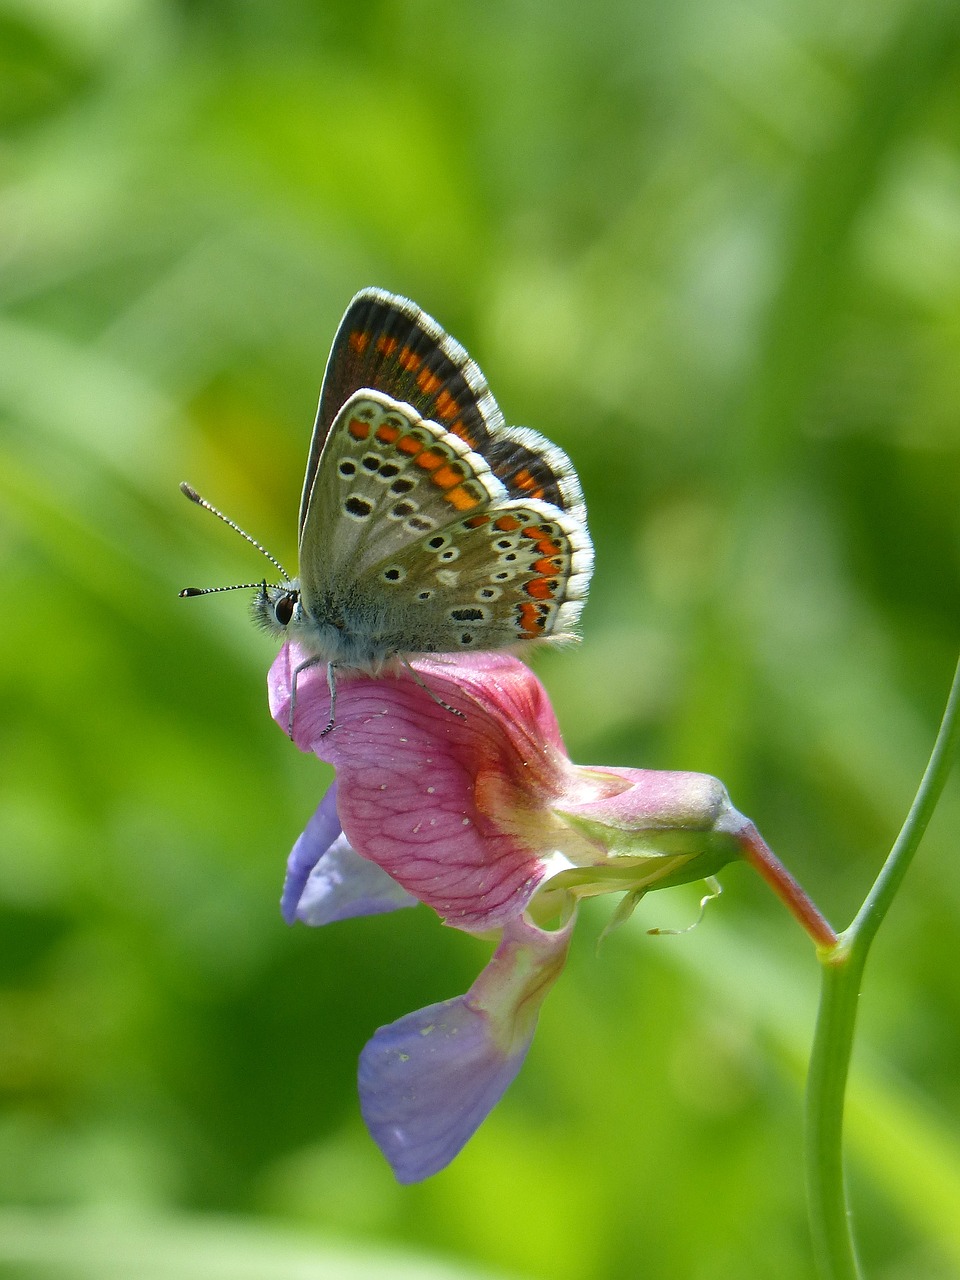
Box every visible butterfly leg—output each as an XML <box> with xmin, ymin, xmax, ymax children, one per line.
<box><xmin>288</xmin><ymin>653</ymin><xmax>328</xmax><ymax>738</ymax></box>
<box><xmin>318</xmin><ymin>662</ymin><xmax>338</xmax><ymax>738</ymax></box>
<box><xmin>400</xmin><ymin>659</ymin><xmax>466</xmax><ymax>722</ymax></box>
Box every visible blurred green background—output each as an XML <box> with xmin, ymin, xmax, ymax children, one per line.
<box><xmin>2</xmin><ymin>0</ymin><xmax>960</xmax><ymax>1276</ymax></box>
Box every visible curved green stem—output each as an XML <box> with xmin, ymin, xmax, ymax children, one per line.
<box><xmin>805</xmin><ymin>654</ymin><xmax>960</xmax><ymax>1279</ymax></box>
<box><xmin>847</xmin><ymin>655</ymin><xmax>960</xmax><ymax>954</ymax></box>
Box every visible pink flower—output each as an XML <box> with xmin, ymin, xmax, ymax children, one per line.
<box><xmin>269</xmin><ymin>646</ymin><xmax>764</xmax><ymax>1182</ymax></box>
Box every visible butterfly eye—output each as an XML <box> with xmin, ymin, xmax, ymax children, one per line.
<box><xmin>274</xmin><ymin>594</ymin><xmax>296</xmax><ymax>626</ymax></box>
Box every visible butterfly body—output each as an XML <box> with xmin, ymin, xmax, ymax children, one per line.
<box><xmin>251</xmin><ymin>288</ymin><xmax>593</xmax><ymax>686</ymax></box>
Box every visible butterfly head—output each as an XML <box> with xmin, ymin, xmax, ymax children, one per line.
<box><xmin>252</xmin><ymin>580</ymin><xmax>301</xmax><ymax>636</ymax></box>
<box><xmin>252</xmin><ymin>579</ymin><xmax>358</xmax><ymax>668</ymax></box>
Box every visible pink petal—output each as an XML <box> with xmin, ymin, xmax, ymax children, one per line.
<box><xmin>268</xmin><ymin>647</ymin><xmax>570</xmax><ymax>932</ymax></box>
<box><xmin>559</xmin><ymin>767</ymin><xmax>737</xmax><ymax>840</ymax></box>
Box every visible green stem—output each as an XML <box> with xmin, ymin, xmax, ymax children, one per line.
<box><xmin>847</xmin><ymin>655</ymin><xmax>960</xmax><ymax>954</ymax></box>
<box><xmin>805</xmin><ymin>941</ymin><xmax>865</xmax><ymax>1280</ymax></box>
<box><xmin>805</xmin><ymin>654</ymin><xmax>960</xmax><ymax>1280</ymax></box>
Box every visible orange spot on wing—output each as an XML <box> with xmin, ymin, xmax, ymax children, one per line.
<box><xmin>348</xmin><ymin>418</ymin><xmax>371</xmax><ymax>440</ymax></box>
<box><xmin>432</xmin><ymin>464</ymin><xmax>464</xmax><ymax>489</ymax></box>
<box><xmin>415</xmin><ymin>449</ymin><xmax>446</xmax><ymax>471</ymax></box>
<box><xmin>398</xmin><ymin>347</ymin><xmax>421</xmax><ymax>372</ymax></box>
<box><xmin>494</xmin><ymin>515</ymin><xmax>522</xmax><ymax>532</ymax></box>
<box><xmin>510</xmin><ymin>471</ymin><xmax>546</xmax><ymax>499</ymax></box>
<box><xmin>464</xmin><ymin>514</ymin><xmax>490</xmax><ymax>527</ymax></box>
<box><xmin>524</xmin><ymin>578</ymin><xmax>556</xmax><ymax>600</ymax></box>
<box><xmin>517</xmin><ymin>602</ymin><xmax>548</xmax><ymax>635</ymax></box>
<box><xmin>348</xmin><ymin>330</ymin><xmax>369</xmax><ymax>354</ymax></box>
<box><xmin>523</xmin><ymin>527</ymin><xmax>563</xmax><ymax>557</ymax></box>
<box><xmin>397</xmin><ymin>434</ymin><xmax>423</xmax><ymax>456</ymax></box>
<box><xmin>376</xmin><ymin>422</ymin><xmax>401</xmax><ymax>444</ymax></box>
<box><xmin>376</xmin><ymin>336</ymin><xmax>398</xmax><ymax>356</ymax></box>
<box><xmin>435</xmin><ymin>389</ymin><xmax>460</xmax><ymax>420</ymax></box>
<box><xmin>445</xmin><ymin>485</ymin><xmax>482</xmax><ymax>512</ymax></box>
<box><xmin>417</xmin><ymin>368</ymin><xmax>442</xmax><ymax>395</ymax></box>
<box><xmin>532</xmin><ymin>556</ymin><xmax>560</xmax><ymax>575</ymax></box>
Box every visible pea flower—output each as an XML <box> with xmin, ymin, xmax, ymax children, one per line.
<box><xmin>269</xmin><ymin>646</ymin><xmax>833</xmax><ymax>1183</ymax></box>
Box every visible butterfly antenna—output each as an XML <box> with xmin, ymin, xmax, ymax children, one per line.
<box><xmin>179</xmin><ymin>482</ymin><xmax>291</xmax><ymax>581</ymax></box>
<box><xmin>179</xmin><ymin>581</ymin><xmax>276</xmax><ymax>599</ymax></box>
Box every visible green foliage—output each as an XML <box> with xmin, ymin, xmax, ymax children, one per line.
<box><xmin>1</xmin><ymin>0</ymin><xmax>959</xmax><ymax>1275</ymax></box>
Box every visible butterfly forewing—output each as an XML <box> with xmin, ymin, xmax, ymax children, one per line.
<box><xmin>300</xmin><ymin>289</ymin><xmax>503</xmax><ymax>536</ymax></box>
<box><xmin>300</xmin><ymin>288</ymin><xmax>587</xmax><ymax>537</ymax></box>
<box><xmin>297</xmin><ymin>392</ymin><xmax>506</xmax><ymax>608</ymax></box>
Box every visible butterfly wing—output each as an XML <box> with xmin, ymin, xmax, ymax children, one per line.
<box><xmin>299</xmin><ymin>391</ymin><xmax>504</xmax><ymax>586</ymax></box>
<box><xmin>300</xmin><ymin>289</ymin><xmax>501</xmax><ymax>537</ymax></box>
<box><xmin>297</xmin><ymin>391</ymin><xmax>592</xmax><ymax>659</ymax></box>
<box><xmin>300</xmin><ymin>288</ymin><xmax>587</xmax><ymax>537</ymax></box>
<box><xmin>355</xmin><ymin>495</ymin><xmax>593</xmax><ymax>654</ymax></box>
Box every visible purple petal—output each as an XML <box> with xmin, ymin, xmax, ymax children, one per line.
<box><xmin>358</xmin><ymin>993</ymin><xmax>531</xmax><ymax>1184</ymax></box>
<box><xmin>280</xmin><ymin>784</ymin><xmax>342</xmax><ymax>924</ymax></box>
<box><xmin>358</xmin><ymin>913</ymin><xmax>573</xmax><ymax>1182</ymax></box>
<box><xmin>296</xmin><ymin>834</ymin><xmax>418</xmax><ymax>925</ymax></box>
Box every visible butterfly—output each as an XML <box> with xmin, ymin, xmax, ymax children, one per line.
<box><xmin>182</xmin><ymin>287</ymin><xmax>593</xmax><ymax>731</ymax></box>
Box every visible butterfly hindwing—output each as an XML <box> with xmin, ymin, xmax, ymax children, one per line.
<box><xmin>355</xmin><ymin>497</ymin><xmax>593</xmax><ymax>653</ymax></box>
